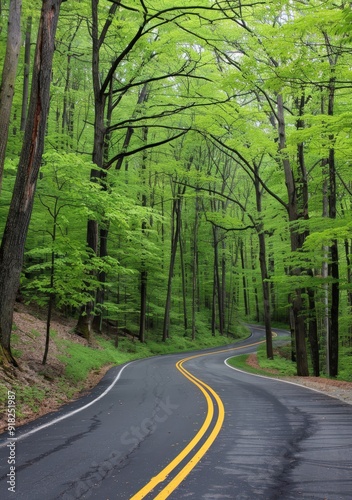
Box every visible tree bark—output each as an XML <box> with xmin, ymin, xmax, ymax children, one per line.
<box><xmin>138</xmin><ymin>125</ymin><xmax>149</xmax><ymax>343</ymax></box>
<box><xmin>178</xmin><ymin>224</ymin><xmax>188</xmax><ymax>332</ymax></box>
<box><xmin>328</xmin><ymin>94</ymin><xmax>339</xmax><ymax>377</ymax></box>
<box><xmin>75</xmin><ymin>0</ymin><xmax>106</xmax><ymax>339</ymax></box>
<box><xmin>191</xmin><ymin>195</ymin><xmax>200</xmax><ymax>340</ymax></box>
<box><xmin>212</xmin><ymin>225</ymin><xmax>224</xmax><ymax>335</ymax></box>
<box><xmin>162</xmin><ymin>185</ymin><xmax>185</xmax><ymax>341</ymax></box>
<box><xmin>20</xmin><ymin>15</ymin><xmax>31</xmax><ymax>131</ymax></box>
<box><xmin>0</xmin><ymin>0</ymin><xmax>22</xmax><ymax>191</ymax></box>
<box><xmin>253</xmin><ymin>165</ymin><xmax>273</xmax><ymax>359</ymax></box>
<box><xmin>239</xmin><ymin>239</ymin><xmax>249</xmax><ymax>317</ymax></box>
<box><xmin>0</xmin><ymin>0</ymin><xmax>64</xmax><ymax>366</ymax></box>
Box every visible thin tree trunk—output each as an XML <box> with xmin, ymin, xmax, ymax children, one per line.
<box><xmin>322</xmin><ymin>160</ymin><xmax>330</xmax><ymax>373</ymax></box>
<box><xmin>253</xmin><ymin>163</ymin><xmax>273</xmax><ymax>358</ymax></box>
<box><xmin>325</xmin><ymin>38</ymin><xmax>339</xmax><ymax>376</ymax></box>
<box><xmin>344</xmin><ymin>238</ymin><xmax>352</xmax><ymax>344</ymax></box>
<box><xmin>191</xmin><ymin>196</ymin><xmax>200</xmax><ymax>340</ymax></box>
<box><xmin>211</xmin><ymin>252</ymin><xmax>217</xmax><ymax>336</ymax></box>
<box><xmin>307</xmin><ymin>285</ymin><xmax>319</xmax><ymax>376</ymax></box>
<box><xmin>43</xmin><ymin>207</ymin><xmax>57</xmax><ymax>366</ymax></box>
<box><xmin>239</xmin><ymin>239</ymin><xmax>249</xmax><ymax>317</ymax></box>
<box><xmin>178</xmin><ymin>225</ymin><xmax>188</xmax><ymax>332</ymax></box>
<box><xmin>212</xmin><ymin>226</ymin><xmax>224</xmax><ymax>335</ymax></box>
<box><xmin>250</xmin><ymin>235</ymin><xmax>260</xmax><ymax>323</ymax></box>
<box><xmin>221</xmin><ymin>238</ymin><xmax>226</xmax><ymax>334</ymax></box>
<box><xmin>75</xmin><ymin>1</ymin><xmax>106</xmax><ymax>340</ymax></box>
<box><xmin>162</xmin><ymin>186</ymin><xmax>184</xmax><ymax>341</ymax></box>
<box><xmin>139</xmin><ymin>125</ymin><xmax>149</xmax><ymax>343</ymax></box>
<box><xmin>0</xmin><ymin>0</ymin><xmax>22</xmax><ymax>191</ymax></box>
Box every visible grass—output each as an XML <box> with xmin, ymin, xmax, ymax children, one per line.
<box><xmin>337</xmin><ymin>346</ymin><xmax>352</xmax><ymax>382</ymax></box>
<box><xmin>228</xmin><ymin>338</ymin><xmax>352</xmax><ymax>382</ymax></box>
<box><xmin>57</xmin><ymin>327</ymin><xmax>247</xmax><ymax>384</ymax></box>
<box><xmin>0</xmin><ymin>386</ymin><xmax>47</xmax><ymax>419</ymax></box>
<box><xmin>227</xmin><ymin>339</ymin><xmax>297</xmax><ymax>377</ymax></box>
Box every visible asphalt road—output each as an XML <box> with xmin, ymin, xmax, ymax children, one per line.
<box><xmin>0</xmin><ymin>326</ymin><xmax>351</xmax><ymax>499</ymax></box>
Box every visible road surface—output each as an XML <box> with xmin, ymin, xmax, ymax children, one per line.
<box><xmin>0</xmin><ymin>326</ymin><xmax>351</xmax><ymax>499</ymax></box>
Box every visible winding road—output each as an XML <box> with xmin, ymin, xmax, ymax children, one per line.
<box><xmin>1</xmin><ymin>326</ymin><xmax>352</xmax><ymax>499</ymax></box>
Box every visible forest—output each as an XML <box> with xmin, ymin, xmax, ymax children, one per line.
<box><xmin>0</xmin><ymin>0</ymin><xmax>351</xmax><ymax>379</ymax></box>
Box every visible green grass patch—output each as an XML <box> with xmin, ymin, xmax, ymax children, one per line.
<box><xmin>257</xmin><ymin>343</ymin><xmax>297</xmax><ymax>376</ymax></box>
<box><xmin>227</xmin><ymin>341</ymin><xmax>297</xmax><ymax>377</ymax></box>
<box><xmin>1</xmin><ymin>385</ymin><xmax>47</xmax><ymax>419</ymax></box>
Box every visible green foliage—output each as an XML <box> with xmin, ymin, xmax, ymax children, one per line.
<box><xmin>57</xmin><ymin>339</ymin><xmax>131</xmax><ymax>383</ymax></box>
<box><xmin>337</xmin><ymin>347</ymin><xmax>352</xmax><ymax>382</ymax></box>
<box><xmin>0</xmin><ymin>385</ymin><xmax>47</xmax><ymax>419</ymax></box>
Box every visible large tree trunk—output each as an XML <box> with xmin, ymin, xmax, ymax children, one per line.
<box><xmin>0</xmin><ymin>0</ymin><xmax>22</xmax><ymax>191</ymax></box>
<box><xmin>0</xmin><ymin>0</ymin><xmax>64</xmax><ymax>366</ymax></box>
<box><xmin>20</xmin><ymin>15</ymin><xmax>31</xmax><ymax>131</ymax></box>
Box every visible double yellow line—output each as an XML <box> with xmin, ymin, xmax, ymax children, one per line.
<box><xmin>131</xmin><ymin>340</ymin><xmax>265</xmax><ymax>499</ymax></box>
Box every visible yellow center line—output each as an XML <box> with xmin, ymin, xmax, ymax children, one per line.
<box><xmin>130</xmin><ymin>339</ymin><xmax>265</xmax><ymax>499</ymax></box>
<box><xmin>153</xmin><ymin>362</ymin><xmax>224</xmax><ymax>500</ymax></box>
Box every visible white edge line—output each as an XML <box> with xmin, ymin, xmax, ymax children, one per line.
<box><xmin>0</xmin><ymin>361</ymin><xmax>134</xmax><ymax>447</ymax></box>
<box><xmin>224</xmin><ymin>356</ymin><xmax>352</xmax><ymax>405</ymax></box>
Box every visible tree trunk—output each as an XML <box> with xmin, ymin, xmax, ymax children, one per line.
<box><xmin>0</xmin><ymin>0</ymin><xmax>64</xmax><ymax>366</ymax></box>
<box><xmin>75</xmin><ymin>0</ymin><xmax>106</xmax><ymax>339</ymax></box>
<box><xmin>344</xmin><ymin>238</ymin><xmax>352</xmax><ymax>345</ymax></box>
<box><xmin>20</xmin><ymin>15</ymin><xmax>31</xmax><ymax>131</ymax></box>
<box><xmin>307</xmin><ymin>284</ymin><xmax>319</xmax><ymax>376</ymax></box>
<box><xmin>139</xmin><ymin>125</ymin><xmax>149</xmax><ymax>343</ymax></box>
<box><xmin>328</xmin><ymin>112</ymin><xmax>339</xmax><ymax>378</ymax></box>
<box><xmin>178</xmin><ymin>226</ymin><xmax>188</xmax><ymax>332</ymax></box>
<box><xmin>322</xmin><ymin>164</ymin><xmax>330</xmax><ymax>372</ymax></box>
<box><xmin>0</xmin><ymin>0</ymin><xmax>22</xmax><ymax>191</ymax></box>
<box><xmin>92</xmin><ymin>224</ymin><xmax>108</xmax><ymax>333</ymax></box>
<box><xmin>253</xmin><ymin>163</ymin><xmax>273</xmax><ymax>358</ymax></box>
<box><xmin>250</xmin><ymin>236</ymin><xmax>260</xmax><ymax>323</ymax></box>
<box><xmin>191</xmin><ymin>196</ymin><xmax>200</xmax><ymax>340</ymax></box>
<box><xmin>239</xmin><ymin>239</ymin><xmax>249</xmax><ymax>317</ymax></box>
<box><xmin>221</xmin><ymin>238</ymin><xmax>226</xmax><ymax>333</ymax></box>
<box><xmin>162</xmin><ymin>186</ymin><xmax>184</xmax><ymax>341</ymax></box>
<box><xmin>212</xmin><ymin>226</ymin><xmax>224</xmax><ymax>335</ymax></box>
<box><xmin>211</xmin><ymin>259</ymin><xmax>217</xmax><ymax>336</ymax></box>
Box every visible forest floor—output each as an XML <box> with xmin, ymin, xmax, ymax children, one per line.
<box><xmin>0</xmin><ymin>302</ymin><xmax>112</xmax><ymax>434</ymax></box>
<box><xmin>0</xmin><ymin>303</ymin><xmax>351</xmax><ymax>436</ymax></box>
